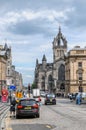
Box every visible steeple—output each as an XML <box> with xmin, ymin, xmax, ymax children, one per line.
<box><xmin>52</xmin><ymin>26</ymin><xmax>67</xmax><ymax>61</ymax></box>
<box><xmin>4</xmin><ymin>43</ymin><xmax>8</xmax><ymax>50</ymax></box>
<box><xmin>42</xmin><ymin>54</ymin><xmax>47</xmax><ymax>70</ymax></box>
<box><xmin>53</xmin><ymin>26</ymin><xmax>67</xmax><ymax>48</ymax></box>
<box><xmin>58</xmin><ymin>26</ymin><xmax>61</xmax><ymax>35</ymax></box>
<box><xmin>42</xmin><ymin>54</ymin><xmax>46</xmax><ymax>61</ymax></box>
<box><xmin>36</xmin><ymin>59</ymin><xmax>38</xmax><ymax>66</ymax></box>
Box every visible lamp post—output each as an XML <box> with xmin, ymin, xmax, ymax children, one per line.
<box><xmin>79</xmin><ymin>80</ymin><xmax>83</xmax><ymax>92</ymax></box>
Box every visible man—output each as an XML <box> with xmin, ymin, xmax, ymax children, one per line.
<box><xmin>10</xmin><ymin>96</ymin><xmax>16</xmax><ymax>117</ymax></box>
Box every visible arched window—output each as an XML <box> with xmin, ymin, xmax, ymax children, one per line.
<box><xmin>58</xmin><ymin>64</ymin><xmax>65</xmax><ymax>80</ymax></box>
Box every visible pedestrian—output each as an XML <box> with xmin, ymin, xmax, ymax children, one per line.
<box><xmin>76</xmin><ymin>93</ymin><xmax>81</xmax><ymax>105</ymax></box>
<box><xmin>10</xmin><ymin>97</ymin><xmax>16</xmax><ymax>117</ymax></box>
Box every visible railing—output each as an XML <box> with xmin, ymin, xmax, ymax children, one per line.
<box><xmin>0</xmin><ymin>102</ymin><xmax>9</xmax><ymax>130</ymax></box>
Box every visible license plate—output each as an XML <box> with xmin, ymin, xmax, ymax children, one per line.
<box><xmin>24</xmin><ymin>106</ymin><xmax>31</xmax><ymax>110</ymax></box>
<box><xmin>50</xmin><ymin>99</ymin><xmax>52</xmax><ymax>102</ymax></box>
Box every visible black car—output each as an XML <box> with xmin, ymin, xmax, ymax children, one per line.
<box><xmin>44</xmin><ymin>93</ymin><xmax>56</xmax><ymax>105</ymax></box>
<box><xmin>16</xmin><ymin>98</ymin><xmax>40</xmax><ymax>118</ymax></box>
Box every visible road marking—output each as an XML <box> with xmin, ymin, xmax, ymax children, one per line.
<box><xmin>5</xmin><ymin>113</ymin><xmax>13</xmax><ymax>130</ymax></box>
<box><xmin>46</xmin><ymin>125</ymin><xmax>52</xmax><ymax>129</ymax></box>
<box><xmin>6</xmin><ymin>128</ymin><xmax>12</xmax><ymax>130</ymax></box>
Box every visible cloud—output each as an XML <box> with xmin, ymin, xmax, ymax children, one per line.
<box><xmin>25</xmin><ymin>75</ymin><xmax>33</xmax><ymax>78</ymax></box>
<box><xmin>3</xmin><ymin>8</ymin><xmax>72</xmax><ymax>37</ymax></box>
<box><xmin>16</xmin><ymin>67</ymin><xmax>34</xmax><ymax>71</ymax></box>
<box><xmin>64</xmin><ymin>0</ymin><xmax>86</xmax><ymax>30</ymax></box>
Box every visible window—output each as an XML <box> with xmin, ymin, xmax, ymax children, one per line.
<box><xmin>8</xmin><ymin>69</ymin><xmax>10</xmax><ymax>75</ymax></box>
<box><xmin>20</xmin><ymin>100</ymin><xmax>36</xmax><ymax>106</ymax></box>
<box><xmin>58</xmin><ymin>64</ymin><xmax>65</xmax><ymax>80</ymax></box>
<box><xmin>78</xmin><ymin>73</ymin><xmax>82</xmax><ymax>80</ymax></box>
<box><xmin>78</xmin><ymin>62</ymin><xmax>82</xmax><ymax>68</ymax></box>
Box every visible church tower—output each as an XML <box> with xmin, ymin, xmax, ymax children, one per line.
<box><xmin>52</xmin><ymin>26</ymin><xmax>67</xmax><ymax>62</ymax></box>
<box><xmin>42</xmin><ymin>54</ymin><xmax>47</xmax><ymax>70</ymax></box>
<box><xmin>52</xmin><ymin>27</ymin><xmax>67</xmax><ymax>94</ymax></box>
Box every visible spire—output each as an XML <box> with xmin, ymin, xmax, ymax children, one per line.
<box><xmin>59</xmin><ymin>26</ymin><xmax>61</xmax><ymax>34</ymax></box>
<box><xmin>4</xmin><ymin>43</ymin><xmax>8</xmax><ymax>50</ymax></box>
<box><xmin>53</xmin><ymin>26</ymin><xmax>67</xmax><ymax>47</ymax></box>
<box><xmin>36</xmin><ymin>59</ymin><xmax>38</xmax><ymax>66</ymax></box>
<box><xmin>42</xmin><ymin>54</ymin><xmax>46</xmax><ymax>61</ymax></box>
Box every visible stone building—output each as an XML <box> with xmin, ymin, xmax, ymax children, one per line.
<box><xmin>0</xmin><ymin>54</ymin><xmax>7</xmax><ymax>95</ymax></box>
<box><xmin>52</xmin><ymin>27</ymin><xmax>67</xmax><ymax>94</ymax></box>
<box><xmin>0</xmin><ymin>43</ymin><xmax>23</xmax><ymax>93</ymax></box>
<box><xmin>34</xmin><ymin>27</ymin><xmax>67</xmax><ymax>94</ymax></box>
<box><xmin>35</xmin><ymin>55</ymin><xmax>53</xmax><ymax>92</ymax></box>
<box><xmin>65</xmin><ymin>46</ymin><xmax>86</xmax><ymax>95</ymax></box>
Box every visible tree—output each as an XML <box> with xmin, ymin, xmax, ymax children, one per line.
<box><xmin>31</xmin><ymin>83</ymin><xmax>37</xmax><ymax>89</ymax></box>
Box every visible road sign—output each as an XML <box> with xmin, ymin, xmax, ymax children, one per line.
<box><xmin>9</xmin><ymin>85</ymin><xmax>16</xmax><ymax>90</ymax></box>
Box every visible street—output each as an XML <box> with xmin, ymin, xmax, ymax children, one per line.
<box><xmin>6</xmin><ymin>98</ymin><xmax>86</xmax><ymax>130</ymax></box>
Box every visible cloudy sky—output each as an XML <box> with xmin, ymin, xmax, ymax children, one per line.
<box><xmin>0</xmin><ymin>0</ymin><xmax>86</xmax><ymax>86</ymax></box>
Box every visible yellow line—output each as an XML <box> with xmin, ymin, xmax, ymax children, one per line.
<box><xmin>6</xmin><ymin>128</ymin><xmax>12</xmax><ymax>130</ymax></box>
<box><xmin>46</xmin><ymin>125</ymin><xmax>52</xmax><ymax>129</ymax></box>
<box><xmin>5</xmin><ymin>112</ymin><xmax>13</xmax><ymax>130</ymax></box>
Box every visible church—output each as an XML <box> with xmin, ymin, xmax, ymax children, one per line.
<box><xmin>34</xmin><ymin>27</ymin><xmax>67</xmax><ymax>96</ymax></box>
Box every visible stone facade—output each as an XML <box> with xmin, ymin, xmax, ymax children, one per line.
<box><xmin>35</xmin><ymin>55</ymin><xmax>53</xmax><ymax>92</ymax></box>
<box><xmin>0</xmin><ymin>43</ymin><xmax>23</xmax><ymax>94</ymax></box>
<box><xmin>34</xmin><ymin>27</ymin><xmax>67</xmax><ymax>94</ymax></box>
<box><xmin>0</xmin><ymin>56</ymin><xmax>7</xmax><ymax>95</ymax></box>
<box><xmin>65</xmin><ymin>46</ymin><xmax>86</xmax><ymax>95</ymax></box>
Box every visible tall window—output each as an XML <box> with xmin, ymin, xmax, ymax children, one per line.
<box><xmin>78</xmin><ymin>72</ymin><xmax>82</xmax><ymax>80</ymax></box>
<box><xmin>8</xmin><ymin>69</ymin><xmax>10</xmax><ymax>75</ymax></box>
<box><xmin>58</xmin><ymin>64</ymin><xmax>65</xmax><ymax>80</ymax></box>
<box><xmin>78</xmin><ymin>62</ymin><xmax>82</xmax><ymax>68</ymax></box>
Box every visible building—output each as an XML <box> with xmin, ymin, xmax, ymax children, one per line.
<box><xmin>35</xmin><ymin>55</ymin><xmax>53</xmax><ymax>92</ymax></box>
<box><xmin>52</xmin><ymin>27</ymin><xmax>67</xmax><ymax>94</ymax></box>
<box><xmin>0</xmin><ymin>43</ymin><xmax>23</xmax><ymax>94</ymax></box>
<box><xmin>34</xmin><ymin>27</ymin><xmax>67</xmax><ymax>94</ymax></box>
<box><xmin>0</xmin><ymin>55</ymin><xmax>7</xmax><ymax>95</ymax></box>
<box><xmin>65</xmin><ymin>46</ymin><xmax>86</xmax><ymax>95</ymax></box>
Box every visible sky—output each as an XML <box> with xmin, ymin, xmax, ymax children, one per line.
<box><xmin>0</xmin><ymin>0</ymin><xmax>86</xmax><ymax>86</ymax></box>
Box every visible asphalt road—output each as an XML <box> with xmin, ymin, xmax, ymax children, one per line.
<box><xmin>6</xmin><ymin>98</ymin><xmax>86</xmax><ymax>130</ymax></box>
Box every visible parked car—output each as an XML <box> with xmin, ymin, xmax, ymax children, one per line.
<box><xmin>81</xmin><ymin>92</ymin><xmax>86</xmax><ymax>99</ymax></box>
<box><xmin>69</xmin><ymin>93</ymin><xmax>78</xmax><ymax>100</ymax></box>
<box><xmin>16</xmin><ymin>98</ymin><xmax>40</xmax><ymax>118</ymax></box>
<box><xmin>81</xmin><ymin>92</ymin><xmax>86</xmax><ymax>103</ymax></box>
<box><xmin>44</xmin><ymin>93</ymin><xmax>56</xmax><ymax>105</ymax></box>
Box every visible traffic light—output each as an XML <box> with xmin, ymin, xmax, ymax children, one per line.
<box><xmin>28</xmin><ymin>85</ymin><xmax>30</xmax><ymax>90</ymax></box>
<box><xmin>28</xmin><ymin>84</ymin><xmax>30</xmax><ymax>93</ymax></box>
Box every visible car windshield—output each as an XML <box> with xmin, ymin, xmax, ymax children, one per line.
<box><xmin>46</xmin><ymin>94</ymin><xmax>55</xmax><ymax>98</ymax></box>
<box><xmin>20</xmin><ymin>100</ymin><xmax>36</xmax><ymax>106</ymax></box>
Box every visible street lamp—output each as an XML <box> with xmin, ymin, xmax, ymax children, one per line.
<box><xmin>79</xmin><ymin>80</ymin><xmax>83</xmax><ymax>92</ymax></box>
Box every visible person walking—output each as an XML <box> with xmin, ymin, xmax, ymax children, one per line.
<box><xmin>10</xmin><ymin>97</ymin><xmax>16</xmax><ymax>117</ymax></box>
<box><xmin>76</xmin><ymin>93</ymin><xmax>82</xmax><ymax>105</ymax></box>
